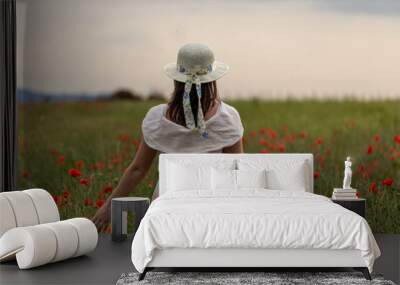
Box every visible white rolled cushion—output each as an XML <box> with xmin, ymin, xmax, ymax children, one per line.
<box><xmin>0</xmin><ymin>196</ymin><xmax>17</xmax><ymax>237</ymax></box>
<box><xmin>0</xmin><ymin>191</ymin><xmax>39</xmax><ymax>227</ymax></box>
<box><xmin>167</xmin><ymin>162</ymin><xmax>212</xmax><ymax>191</ymax></box>
<box><xmin>212</xmin><ymin>168</ymin><xmax>237</xmax><ymax>190</ymax></box>
<box><xmin>236</xmin><ymin>169</ymin><xmax>267</xmax><ymax>188</ymax></box>
<box><xmin>23</xmin><ymin>188</ymin><xmax>60</xmax><ymax>224</ymax></box>
<box><xmin>0</xmin><ymin>226</ymin><xmax>57</xmax><ymax>269</ymax></box>
<box><xmin>42</xmin><ymin>221</ymin><xmax>79</xmax><ymax>262</ymax></box>
<box><xmin>66</xmin><ymin>218</ymin><xmax>98</xmax><ymax>257</ymax></box>
<box><xmin>0</xmin><ymin>218</ymin><xmax>98</xmax><ymax>269</ymax></box>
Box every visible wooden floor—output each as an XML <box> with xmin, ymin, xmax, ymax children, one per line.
<box><xmin>0</xmin><ymin>234</ymin><xmax>398</xmax><ymax>285</ymax></box>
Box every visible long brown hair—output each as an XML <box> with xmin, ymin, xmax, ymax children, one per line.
<box><xmin>166</xmin><ymin>80</ymin><xmax>219</xmax><ymax>127</ymax></box>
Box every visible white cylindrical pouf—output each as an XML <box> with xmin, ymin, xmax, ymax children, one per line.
<box><xmin>42</xmin><ymin>220</ymin><xmax>79</xmax><ymax>262</ymax></box>
<box><xmin>0</xmin><ymin>226</ymin><xmax>57</xmax><ymax>269</ymax></box>
<box><xmin>23</xmin><ymin>188</ymin><xmax>60</xmax><ymax>224</ymax></box>
<box><xmin>0</xmin><ymin>196</ymin><xmax>17</xmax><ymax>238</ymax></box>
<box><xmin>67</xmin><ymin>218</ymin><xmax>98</xmax><ymax>257</ymax></box>
<box><xmin>0</xmin><ymin>192</ymin><xmax>39</xmax><ymax>227</ymax></box>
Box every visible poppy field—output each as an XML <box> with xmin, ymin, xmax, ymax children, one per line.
<box><xmin>17</xmin><ymin>99</ymin><xmax>400</xmax><ymax>233</ymax></box>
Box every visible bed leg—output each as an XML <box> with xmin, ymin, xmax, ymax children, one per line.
<box><xmin>138</xmin><ymin>268</ymin><xmax>148</xmax><ymax>281</ymax></box>
<box><xmin>354</xmin><ymin>267</ymin><xmax>371</xmax><ymax>280</ymax></box>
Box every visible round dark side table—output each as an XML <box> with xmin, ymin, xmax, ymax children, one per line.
<box><xmin>111</xmin><ymin>197</ymin><xmax>150</xmax><ymax>242</ymax></box>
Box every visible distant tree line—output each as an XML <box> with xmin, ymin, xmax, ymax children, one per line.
<box><xmin>109</xmin><ymin>89</ymin><xmax>166</xmax><ymax>101</ymax></box>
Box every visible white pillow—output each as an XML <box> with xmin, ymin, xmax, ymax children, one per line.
<box><xmin>236</xmin><ymin>169</ymin><xmax>267</xmax><ymax>188</ymax></box>
<box><xmin>237</xmin><ymin>159</ymin><xmax>308</xmax><ymax>191</ymax></box>
<box><xmin>265</xmin><ymin>163</ymin><xmax>307</xmax><ymax>191</ymax></box>
<box><xmin>212</xmin><ymin>168</ymin><xmax>237</xmax><ymax>190</ymax></box>
<box><xmin>167</xmin><ymin>162</ymin><xmax>212</xmax><ymax>191</ymax></box>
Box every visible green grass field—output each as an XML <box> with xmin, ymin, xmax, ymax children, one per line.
<box><xmin>17</xmin><ymin>99</ymin><xmax>400</xmax><ymax>233</ymax></box>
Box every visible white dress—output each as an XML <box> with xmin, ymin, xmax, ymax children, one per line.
<box><xmin>141</xmin><ymin>101</ymin><xmax>244</xmax><ymax>153</ymax></box>
<box><xmin>141</xmin><ymin>101</ymin><xmax>244</xmax><ymax>199</ymax></box>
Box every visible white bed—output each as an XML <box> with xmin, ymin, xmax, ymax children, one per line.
<box><xmin>131</xmin><ymin>154</ymin><xmax>380</xmax><ymax>280</ymax></box>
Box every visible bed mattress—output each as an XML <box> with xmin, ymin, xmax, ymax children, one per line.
<box><xmin>131</xmin><ymin>190</ymin><xmax>380</xmax><ymax>273</ymax></box>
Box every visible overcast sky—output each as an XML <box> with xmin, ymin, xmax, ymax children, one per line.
<box><xmin>17</xmin><ymin>0</ymin><xmax>400</xmax><ymax>99</ymax></box>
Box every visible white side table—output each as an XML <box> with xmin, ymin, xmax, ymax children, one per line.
<box><xmin>111</xmin><ymin>197</ymin><xmax>150</xmax><ymax>242</ymax></box>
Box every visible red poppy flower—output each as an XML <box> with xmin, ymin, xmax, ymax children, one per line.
<box><xmin>91</xmin><ymin>161</ymin><xmax>105</xmax><ymax>171</ymax></box>
<box><xmin>356</xmin><ymin>191</ymin><xmax>360</xmax><ymax>198</ymax></box>
<box><xmin>57</xmin><ymin>155</ymin><xmax>65</xmax><ymax>165</ymax></box>
<box><xmin>260</xmin><ymin>149</ymin><xmax>268</xmax><ymax>154</ymax></box>
<box><xmin>267</xmin><ymin>129</ymin><xmax>277</xmax><ymax>139</ymax></box>
<box><xmin>373</xmin><ymin>134</ymin><xmax>380</xmax><ymax>142</ymax></box>
<box><xmin>117</xmin><ymin>134</ymin><xmax>130</xmax><ymax>142</ymax></box>
<box><xmin>395</xmin><ymin>135</ymin><xmax>400</xmax><ymax>144</ymax></box>
<box><xmin>283</xmin><ymin>135</ymin><xmax>295</xmax><ymax>143</ymax></box>
<box><xmin>382</xmin><ymin>178</ymin><xmax>394</xmax><ymax>186</ymax></box>
<box><xmin>84</xmin><ymin>198</ymin><xmax>93</xmax><ymax>206</ymax></box>
<box><xmin>357</xmin><ymin>164</ymin><xmax>365</xmax><ymax>174</ymax></box>
<box><xmin>79</xmin><ymin>178</ymin><xmax>90</xmax><ymax>186</ymax></box>
<box><xmin>249</xmin><ymin>131</ymin><xmax>257</xmax><ymax>138</ymax></box>
<box><xmin>315</xmin><ymin>137</ymin><xmax>324</xmax><ymax>145</ymax></box>
<box><xmin>367</xmin><ymin>145</ymin><xmax>373</xmax><ymax>155</ymax></box>
<box><xmin>62</xmin><ymin>191</ymin><xmax>70</xmax><ymax>199</ymax></box>
<box><xmin>102</xmin><ymin>186</ymin><xmax>113</xmax><ymax>194</ymax></box>
<box><xmin>259</xmin><ymin>138</ymin><xmax>268</xmax><ymax>147</ymax></box>
<box><xmin>111</xmin><ymin>155</ymin><xmax>122</xmax><ymax>165</ymax></box>
<box><xmin>298</xmin><ymin>131</ymin><xmax>307</xmax><ymax>138</ymax></box>
<box><xmin>68</xmin><ymin>168</ymin><xmax>81</xmax><ymax>177</ymax></box>
<box><xmin>132</xmin><ymin>139</ymin><xmax>140</xmax><ymax>146</ymax></box>
<box><xmin>259</xmin><ymin>128</ymin><xmax>268</xmax><ymax>135</ymax></box>
<box><xmin>369</xmin><ymin>182</ymin><xmax>377</xmax><ymax>193</ymax></box>
<box><xmin>95</xmin><ymin>199</ymin><xmax>105</xmax><ymax>208</ymax></box>
<box><xmin>52</xmin><ymin>195</ymin><xmax>63</xmax><ymax>207</ymax></box>
<box><xmin>75</xmin><ymin>160</ymin><xmax>85</xmax><ymax>169</ymax></box>
<box><xmin>277</xmin><ymin>143</ymin><xmax>286</xmax><ymax>152</ymax></box>
<box><xmin>313</xmin><ymin>171</ymin><xmax>320</xmax><ymax>179</ymax></box>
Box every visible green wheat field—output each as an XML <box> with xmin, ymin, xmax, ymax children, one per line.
<box><xmin>17</xmin><ymin>99</ymin><xmax>400</xmax><ymax>233</ymax></box>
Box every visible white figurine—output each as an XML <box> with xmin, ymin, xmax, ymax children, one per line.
<box><xmin>343</xmin><ymin>156</ymin><xmax>352</xmax><ymax>189</ymax></box>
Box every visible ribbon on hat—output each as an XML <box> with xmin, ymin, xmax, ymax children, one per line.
<box><xmin>181</xmin><ymin>70</ymin><xmax>209</xmax><ymax>139</ymax></box>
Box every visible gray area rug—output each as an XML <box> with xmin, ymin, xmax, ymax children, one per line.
<box><xmin>116</xmin><ymin>271</ymin><xmax>396</xmax><ymax>285</ymax></box>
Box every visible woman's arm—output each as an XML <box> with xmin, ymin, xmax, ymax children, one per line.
<box><xmin>222</xmin><ymin>138</ymin><xmax>243</xmax><ymax>153</ymax></box>
<box><xmin>92</xmin><ymin>137</ymin><xmax>157</xmax><ymax>231</ymax></box>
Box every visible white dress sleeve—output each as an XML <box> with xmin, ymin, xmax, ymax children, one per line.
<box><xmin>141</xmin><ymin>104</ymin><xmax>165</xmax><ymax>151</ymax></box>
<box><xmin>221</xmin><ymin>103</ymin><xmax>244</xmax><ymax>141</ymax></box>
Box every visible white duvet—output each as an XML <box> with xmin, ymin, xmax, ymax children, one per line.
<box><xmin>131</xmin><ymin>190</ymin><xmax>380</xmax><ymax>273</ymax></box>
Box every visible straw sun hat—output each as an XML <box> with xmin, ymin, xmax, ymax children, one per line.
<box><xmin>163</xmin><ymin>43</ymin><xmax>229</xmax><ymax>139</ymax></box>
<box><xmin>164</xmin><ymin>43</ymin><xmax>229</xmax><ymax>83</ymax></box>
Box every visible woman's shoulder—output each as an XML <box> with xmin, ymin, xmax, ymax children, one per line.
<box><xmin>145</xmin><ymin>103</ymin><xmax>167</xmax><ymax>118</ymax></box>
<box><xmin>219</xmin><ymin>101</ymin><xmax>242</xmax><ymax>123</ymax></box>
<box><xmin>142</xmin><ymin>103</ymin><xmax>167</xmax><ymax>124</ymax></box>
<box><xmin>209</xmin><ymin>101</ymin><xmax>244</xmax><ymax>138</ymax></box>
<box><xmin>141</xmin><ymin>103</ymin><xmax>167</xmax><ymax>132</ymax></box>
